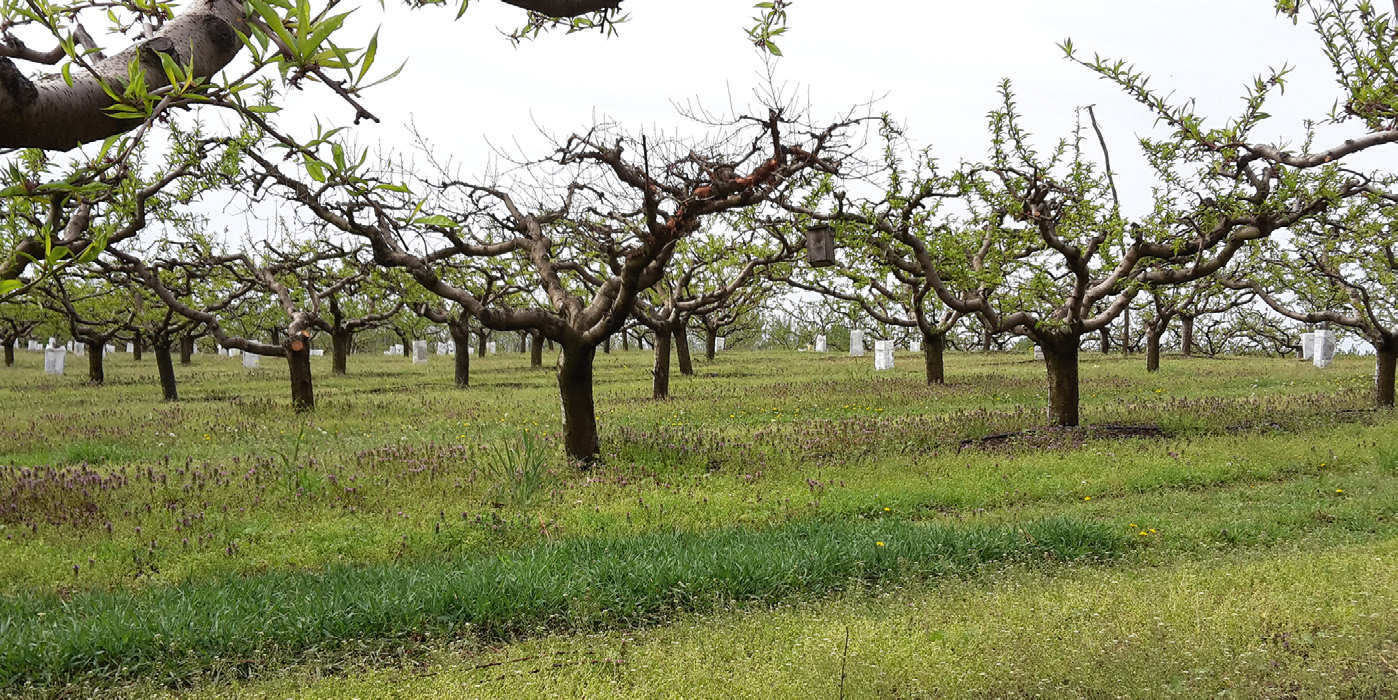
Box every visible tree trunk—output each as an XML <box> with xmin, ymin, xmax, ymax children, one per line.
<box><xmin>179</xmin><ymin>335</ymin><xmax>194</xmax><ymax>365</ymax></box>
<box><xmin>132</xmin><ymin>336</ymin><xmax>143</xmax><ymax>362</ymax></box>
<box><xmin>622</xmin><ymin>331</ymin><xmax>630</xmax><ymax>352</ymax></box>
<box><xmin>285</xmin><ymin>337</ymin><xmax>314</xmax><ymax>412</ymax></box>
<box><xmin>1376</xmin><ymin>342</ymin><xmax>1397</xmax><ymax>408</ymax></box>
<box><xmin>518</xmin><ymin>331</ymin><xmax>528</xmax><ymax>354</ymax></box>
<box><xmin>530</xmin><ymin>332</ymin><xmax>544</xmax><ymax>369</ymax></box>
<box><xmin>557</xmin><ymin>342</ymin><xmax>599</xmax><ymax>463</ymax></box>
<box><xmin>1180</xmin><ymin>315</ymin><xmax>1195</xmax><ymax>358</ymax></box>
<box><xmin>1099</xmin><ymin>327</ymin><xmax>1111</xmax><ymax>354</ymax></box>
<box><xmin>923</xmin><ymin>331</ymin><xmax>945</xmax><ymax>384</ymax></box>
<box><xmin>603</xmin><ymin>336</ymin><xmax>611</xmax><ymax>354</ymax></box>
<box><xmin>2</xmin><ymin>338</ymin><xmax>12</xmax><ymax>367</ymax></box>
<box><xmin>982</xmin><ymin>326</ymin><xmax>993</xmax><ymax>353</ymax></box>
<box><xmin>449</xmin><ymin>320</ymin><xmax>471</xmax><ymax>388</ymax></box>
<box><xmin>652</xmin><ymin>330</ymin><xmax>672</xmax><ymax>399</ymax></box>
<box><xmin>325</xmin><ymin>330</ymin><xmax>349</xmax><ymax>376</ymax></box>
<box><xmin>86</xmin><ymin>341</ymin><xmax>105</xmax><ymax>384</ymax></box>
<box><xmin>1042</xmin><ymin>335</ymin><xmax>1081</xmax><ymax>427</ymax></box>
<box><xmin>477</xmin><ymin>334</ymin><xmax>487</xmax><ymax>358</ymax></box>
<box><xmin>1120</xmin><ymin>307</ymin><xmax>1130</xmax><ymax>357</ymax></box>
<box><xmin>674</xmin><ymin>325</ymin><xmax>694</xmax><ymax>375</ymax></box>
<box><xmin>153</xmin><ymin>341</ymin><xmax>178</xmax><ymax>402</ymax></box>
<box><xmin>1146</xmin><ymin>326</ymin><xmax>1163</xmax><ymax>373</ymax></box>
<box><xmin>704</xmin><ymin>329</ymin><xmax>717</xmax><ymax>361</ymax></box>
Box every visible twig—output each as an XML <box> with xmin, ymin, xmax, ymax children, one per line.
<box><xmin>837</xmin><ymin>626</ymin><xmax>850</xmax><ymax>700</ymax></box>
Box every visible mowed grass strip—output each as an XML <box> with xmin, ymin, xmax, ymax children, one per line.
<box><xmin>0</xmin><ymin>516</ymin><xmax>1122</xmax><ymax>688</ymax></box>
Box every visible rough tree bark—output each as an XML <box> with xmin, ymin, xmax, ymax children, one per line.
<box><xmin>704</xmin><ymin>329</ymin><xmax>717</xmax><ymax>361</ymax></box>
<box><xmin>179</xmin><ymin>335</ymin><xmax>194</xmax><ymax>365</ymax></box>
<box><xmin>922</xmin><ymin>330</ymin><xmax>945</xmax><ymax>385</ymax></box>
<box><xmin>449</xmin><ymin>318</ymin><xmax>471</xmax><ymax>388</ymax></box>
<box><xmin>558</xmin><ymin>342</ymin><xmax>599</xmax><ymax>462</ymax></box>
<box><xmin>85</xmin><ymin>340</ymin><xmax>104</xmax><ymax>384</ymax></box>
<box><xmin>674</xmin><ymin>325</ymin><xmax>694</xmax><ymax>375</ymax></box>
<box><xmin>2</xmin><ymin>338</ymin><xmax>12</xmax><ymax>367</ymax></box>
<box><xmin>153</xmin><ymin>338</ymin><xmax>178</xmax><ymax>401</ymax></box>
<box><xmin>1180</xmin><ymin>315</ymin><xmax>1195</xmax><ymax>358</ymax></box>
<box><xmin>1041</xmin><ymin>335</ymin><xmax>1081</xmax><ymax>427</ymax></box>
<box><xmin>651</xmin><ymin>329</ymin><xmax>672</xmax><ymax>399</ymax></box>
<box><xmin>132</xmin><ymin>336</ymin><xmax>143</xmax><ymax>361</ymax></box>
<box><xmin>1146</xmin><ymin>326</ymin><xmax>1164</xmax><ymax>373</ymax></box>
<box><xmin>530</xmin><ymin>331</ymin><xmax>544</xmax><ymax>369</ymax></box>
<box><xmin>1377</xmin><ymin>339</ymin><xmax>1397</xmax><ymax>408</ymax></box>
<box><xmin>284</xmin><ymin>335</ymin><xmax>314</xmax><ymax>411</ymax></box>
<box><xmin>331</xmin><ymin>330</ymin><xmax>353</xmax><ymax>376</ymax></box>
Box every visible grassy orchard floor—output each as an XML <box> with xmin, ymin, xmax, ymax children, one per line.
<box><xmin>1</xmin><ymin>347</ymin><xmax>1396</xmax><ymax>697</ymax></box>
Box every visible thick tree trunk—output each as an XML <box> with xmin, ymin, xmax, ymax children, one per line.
<box><xmin>982</xmin><ymin>326</ymin><xmax>993</xmax><ymax>353</ymax></box>
<box><xmin>2</xmin><ymin>338</ymin><xmax>12</xmax><ymax>367</ymax></box>
<box><xmin>1099</xmin><ymin>327</ymin><xmax>1111</xmax><ymax>354</ymax></box>
<box><xmin>1180</xmin><ymin>315</ymin><xmax>1195</xmax><ymax>358</ymax></box>
<box><xmin>557</xmin><ymin>342</ymin><xmax>600</xmax><ymax>463</ymax></box>
<box><xmin>477</xmin><ymin>335</ymin><xmax>487</xmax><ymax>358</ymax></box>
<box><xmin>331</xmin><ymin>330</ymin><xmax>353</xmax><ymax>376</ymax></box>
<box><xmin>621</xmin><ymin>331</ymin><xmax>630</xmax><ymax>352</ymax></box>
<box><xmin>154</xmin><ymin>341</ymin><xmax>178</xmax><ymax>402</ymax></box>
<box><xmin>1042</xmin><ymin>335</ymin><xmax>1081</xmax><ymax>427</ymax></box>
<box><xmin>448</xmin><ymin>321</ymin><xmax>471</xmax><ymax>388</ymax></box>
<box><xmin>285</xmin><ymin>337</ymin><xmax>314</xmax><ymax>412</ymax></box>
<box><xmin>0</xmin><ymin>0</ymin><xmax>247</xmax><ymax>150</ymax></box>
<box><xmin>519</xmin><ymin>331</ymin><xmax>528</xmax><ymax>354</ymax></box>
<box><xmin>530</xmin><ymin>332</ymin><xmax>544</xmax><ymax>369</ymax></box>
<box><xmin>86</xmin><ymin>341</ymin><xmax>105</xmax><ymax>384</ymax></box>
<box><xmin>923</xmin><ymin>331</ymin><xmax>945</xmax><ymax>384</ymax></box>
<box><xmin>1146</xmin><ymin>327</ymin><xmax>1163</xmax><ymax>373</ymax></box>
<box><xmin>705</xmin><ymin>329</ymin><xmax>717</xmax><ymax>361</ymax></box>
<box><xmin>179</xmin><ymin>336</ymin><xmax>194</xmax><ymax>365</ymax></box>
<box><xmin>132</xmin><ymin>336</ymin><xmax>143</xmax><ymax>362</ymax></box>
<box><xmin>652</xmin><ymin>330</ymin><xmax>672</xmax><ymax>399</ymax></box>
<box><xmin>1376</xmin><ymin>343</ymin><xmax>1397</xmax><ymax>408</ymax></box>
<box><xmin>674</xmin><ymin>325</ymin><xmax>694</xmax><ymax>375</ymax></box>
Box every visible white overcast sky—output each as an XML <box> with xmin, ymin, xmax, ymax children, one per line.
<box><xmin>259</xmin><ymin>0</ymin><xmax>1354</xmax><ymax>219</ymax></box>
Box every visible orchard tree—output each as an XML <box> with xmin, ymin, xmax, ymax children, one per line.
<box><xmin>245</xmin><ymin>100</ymin><xmax>863</xmax><ymax>462</ymax></box>
<box><xmin>630</xmin><ymin>226</ymin><xmax>797</xmax><ymax>399</ymax></box>
<box><xmin>1</xmin><ymin>0</ymin><xmax>790</xmax><ymax>301</ymax></box>
<box><xmin>34</xmin><ymin>269</ymin><xmax>132</xmax><ymax>383</ymax></box>
<box><xmin>107</xmin><ymin>233</ymin><xmax>358</xmax><ymax>410</ymax></box>
<box><xmin>0</xmin><ymin>301</ymin><xmax>43</xmax><ymax>366</ymax></box>
<box><xmin>1226</xmin><ymin>194</ymin><xmax>1398</xmax><ymax>405</ymax></box>
<box><xmin>1139</xmin><ymin>278</ymin><xmax>1251</xmax><ymax>372</ymax></box>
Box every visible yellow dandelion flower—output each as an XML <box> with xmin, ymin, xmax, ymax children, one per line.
<box><xmin>1084</xmin><ymin>496</ymin><xmax>1091</xmax><ymax>501</ymax></box>
<box><xmin>1139</xmin><ymin>531</ymin><xmax>1148</xmax><ymax>536</ymax></box>
<box><xmin>1336</xmin><ymin>488</ymin><xmax>1344</xmax><ymax>494</ymax></box>
<box><xmin>876</xmin><ymin>542</ymin><xmax>885</xmax><ymax>547</ymax></box>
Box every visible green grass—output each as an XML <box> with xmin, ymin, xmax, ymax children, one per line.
<box><xmin>0</xmin><ymin>346</ymin><xmax>1395</xmax><ymax>696</ymax></box>
<box><xmin>0</xmin><ymin>516</ymin><xmax>1123</xmax><ymax>688</ymax></box>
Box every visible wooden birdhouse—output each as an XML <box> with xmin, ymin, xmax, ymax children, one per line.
<box><xmin>806</xmin><ymin>224</ymin><xmax>835</xmax><ymax>268</ymax></box>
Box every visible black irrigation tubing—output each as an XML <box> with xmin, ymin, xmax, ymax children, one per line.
<box><xmin>0</xmin><ymin>516</ymin><xmax>1126</xmax><ymax>687</ymax></box>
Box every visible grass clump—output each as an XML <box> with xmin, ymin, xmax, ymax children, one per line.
<box><xmin>0</xmin><ymin>516</ymin><xmax>1122</xmax><ymax>689</ymax></box>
